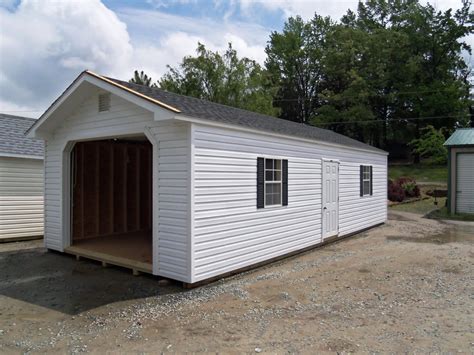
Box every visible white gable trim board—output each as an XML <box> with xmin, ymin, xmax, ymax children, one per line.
<box><xmin>33</xmin><ymin>75</ymin><xmax>387</xmax><ymax>285</ymax></box>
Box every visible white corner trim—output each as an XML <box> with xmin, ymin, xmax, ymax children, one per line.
<box><xmin>188</xmin><ymin>123</ymin><xmax>195</xmax><ymax>283</ymax></box>
<box><xmin>144</xmin><ymin>126</ymin><xmax>160</xmax><ymax>276</ymax></box>
<box><xmin>143</xmin><ymin>126</ymin><xmax>158</xmax><ymax>144</ymax></box>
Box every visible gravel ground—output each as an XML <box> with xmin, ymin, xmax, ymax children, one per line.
<box><xmin>0</xmin><ymin>211</ymin><xmax>473</xmax><ymax>353</ymax></box>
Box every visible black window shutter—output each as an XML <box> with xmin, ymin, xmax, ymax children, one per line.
<box><xmin>257</xmin><ymin>157</ymin><xmax>265</xmax><ymax>209</ymax></box>
<box><xmin>369</xmin><ymin>166</ymin><xmax>373</xmax><ymax>195</ymax></box>
<box><xmin>360</xmin><ymin>165</ymin><xmax>363</xmax><ymax>197</ymax></box>
<box><xmin>282</xmin><ymin>159</ymin><xmax>288</xmax><ymax>206</ymax></box>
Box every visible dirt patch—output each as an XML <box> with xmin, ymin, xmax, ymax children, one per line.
<box><xmin>0</xmin><ymin>212</ymin><xmax>473</xmax><ymax>353</ymax></box>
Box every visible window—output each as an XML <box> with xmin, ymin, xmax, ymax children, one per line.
<box><xmin>257</xmin><ymin>157</ymin><xmax>288</xmax><ymax>209</ymax></box>
<box><xmin>265</xmin><ymin>159</ymin><xmax>282</xmax><ymax>206</ymax></box>
<box><xmin>360</xmin><ymin>165</ymin><xmax>372</xmax><ymax>196</ymax></box>
<box><xmin>98</xmin><ymin>93</ymin><xmax>111</xmax><ymax>112</ymax></box>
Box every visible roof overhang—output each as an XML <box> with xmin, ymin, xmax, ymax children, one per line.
<box><xmin>0</xmin><ymin>152</ymin><xmax>43</xmax><ymax>160</ymax></box>
<box><xmin>174</xmin><ymin>114</ymin><xmax>389</xmax><ymax>156</ymax></box>
<box><xmin>27</xmin><ymin>70</ymin><xmax>180</xmax><ymax>139</ymax></box>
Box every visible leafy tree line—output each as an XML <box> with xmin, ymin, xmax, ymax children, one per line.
<box><xmin>130</xmin><ymin>0</ymin><xmax>473</xmax><ymax>162</ymax></box>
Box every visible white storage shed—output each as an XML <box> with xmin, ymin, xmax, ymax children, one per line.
<box><xmin>27</xmin><ymin>71</ymin><xmax>387</xmax><ymax>285</ymax></box>
<box><xmin>0</xmin><ymin>114</ymin><xmax>44</xmax><ymax>241</ymax></box>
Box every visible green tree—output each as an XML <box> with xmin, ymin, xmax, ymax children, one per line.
<box><xmin>409</xmin><ymin>125</ymin><xmax>447</xmax><ymax>165</ymax></box>
<box><xmin>159</xmin><ymin>43</ymin><xmax>278</xmax><ymax>116</ymax></box>
<box><xmin>312</xmin><ymin>0</ymin><xmax>473</xmax><ymax>150</ymax></box>
<box><xmin>129</xmin><ymin>70</ymin><xmax>157</xmax><ymax>87</ymax></box>
<box><xmin>265</xmin><ymin>15</ymin><xmax>333</xmax><ymax>124</ymax></box>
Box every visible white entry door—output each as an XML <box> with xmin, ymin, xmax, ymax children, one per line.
<box><xmin>322</xmin><ymin>160</ymin><xmax>339</xmax><ymax>239</ymax></box>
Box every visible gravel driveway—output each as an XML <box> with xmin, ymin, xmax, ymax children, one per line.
<box><xmin>0</xmin><ymin>211</ymin><xmax>472</xmax><ymax>353</ymax></box>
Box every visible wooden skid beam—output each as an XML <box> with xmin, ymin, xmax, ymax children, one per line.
<box><xmin>65</xmin><ymin>246</ymin><xmax>152</xmax><ymax>274</ymax></box>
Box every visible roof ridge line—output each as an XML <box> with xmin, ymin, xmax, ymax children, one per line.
<box><xmin>110</xmin><ymin>77</ymin><xmax>337</xmax><ymax>134</ymax></box>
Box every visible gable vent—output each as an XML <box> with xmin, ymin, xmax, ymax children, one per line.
<box><xmin>98</xmin><ymin>93</ymin><xmax>111</xmax><ymax>112</ymax></box>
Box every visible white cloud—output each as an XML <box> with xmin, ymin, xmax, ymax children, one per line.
<box><xmin>0</xmin><ymin>0</ymin><xmax>471</xmax><ymax>117</ymax></box>
<box><xmin>237</xmin><ymin>0</ymin><xmax>358</xmax><ymax>20</ymax></box>
<box><xmin>237</xmin><ymin>0</ymin><xmax>472</xmax><ymax>20</ymax></box>
<box><xmin>146</xmin><ymin>0</ymin><xmax>198</xmax><ymax>9</ymax></box>
<box><xmin>0</xmin><ymin>1</ymin><xmax>271</xmax><ymax>116</ymax></box>
<box><xmin>107</xmin><ymin>7</ymin><xmax>270</xmax><ymax>78</ymax></box>
<box><xmin>0</xmin><ymin>0</ymin><xmax>133</xmax><ymax>116</ymax></box>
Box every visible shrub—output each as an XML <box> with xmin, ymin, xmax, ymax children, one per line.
<box><xmin>397</xmin><ymin>177</ymin><xmax>420</xmax><ymax>198</ymax></box>
<box><xmin>388</xmin><ymin>177</ymin><xmax>420</xmax><ymax>202</ymax></box>
<box><xmin>388</xmin><ymin>179</ymin><xmax>405</xmax><ymax>202</ymax></box>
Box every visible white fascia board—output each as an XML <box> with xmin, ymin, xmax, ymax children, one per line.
<box><xmin>27</xmin><ymin>72</ymin><xmax>174</xmax><ymax>139</ymax></box>
<box><xmin>0</xmin><ymin>153</ymin><xmax>44</xmax><ymax>160</ymax></box>
<box><xmin>85</xmin><ymin>76</ymin><xmax>159</xmax><ymax>113</ymax></box>
<box><xmin>26</xmin><ymin>73</ymin><xmax>87</xmax><ymax>139</ymax></box>
<box><xmin>173</xmin><ymin>114</ymin><xmax>389</xmax><ymax>156</ymax></box>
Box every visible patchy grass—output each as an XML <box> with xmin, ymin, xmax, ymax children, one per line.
<box><xmin>390</xmin><ymin>197</ymin><xmax>446</xmax><ymax>215</ymax></box>
<box><xmin>427</xmin><ymin>207</ymin><xmax>474</xmax><ymax>222</ymax></box>
<box><xmin>388</xmin><ymin>165</ymin><xmax>447</xmax><ymax>184</ymax></box>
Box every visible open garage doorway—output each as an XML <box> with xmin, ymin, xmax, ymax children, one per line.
<box><xmin>67</xmin><ymin>136</ymin><xmax>153</xmax><ymax>273</ymax></box>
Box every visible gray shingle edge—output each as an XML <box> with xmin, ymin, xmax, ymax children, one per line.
<box><xmin>108</xmin><ymin>77</ymin><xmax>387</xmax><ymax>155</ymax></box>
<box><xmin>0</xmin><ymin>113</ymin><xmax>44</xmax><ymax>157</ymax></box>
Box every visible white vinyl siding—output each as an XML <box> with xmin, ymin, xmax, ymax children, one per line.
<box><xmin>148</xmin><ymin>121</ymin><xmax>190</xmax><ymax>281</ymax></box>
<box><xmin>0</xmin><ymin>157</ymin><xmax>44</xmax><ymax>240</ymax></box>
<box><xmin>39</xmin><ymin>81</ymin><xmax>388</xmax><ymax>284</ymax></box>
<box><xmin>43</xmin><ymin>90</ymin><xmax>156</xmax><ymax>251</ymax></box>
<box><xmin>42</xmin><ymin>89</ymin><xmax>190</xmax><ymax>282</ymax></box>
<box><xmin>456</xmin><ymin>153</ymin><xmax>474</xmax><ymax>213</ymax></box>
<box><xmin>190</xmin><ymin>123</ymin><xmax>387</xmax><ymax>282</ymax></box>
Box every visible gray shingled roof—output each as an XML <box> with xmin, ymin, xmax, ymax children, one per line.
<box><xmin>108</xmin><ymin>77</ymin><xmax>386</xmax><ymax>154</ymax></box>
<box><xmin>0</xmin><ymin>113</ymin><xmax>44</xmax><ymax>158</ymax></box>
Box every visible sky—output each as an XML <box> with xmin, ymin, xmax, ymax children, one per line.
<box><xmin>0</xmin><ymin>0</ymin><xmax>471</xmax><ymax>118</ymax></box>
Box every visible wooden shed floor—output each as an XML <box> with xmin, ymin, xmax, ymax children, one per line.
<box><xmin>65</xmin><ymin>231</ymin><xmax>152</xmax><ymax>274</ymax></box>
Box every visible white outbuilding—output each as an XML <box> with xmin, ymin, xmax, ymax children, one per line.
<box><xmin>27</xmin><ymin>70</ymin><xmax>387</xmax><ymax>285</ymax></box>
<box><xmin>0</xmin><ymin>114</ymin><xmax>44</xmax><ymax>241</ymax></box>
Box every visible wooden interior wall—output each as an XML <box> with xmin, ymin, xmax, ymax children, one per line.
<box><xmin>72</xmin><ymin>139</ymin><xmax>152</xmax><ymax>241</ymax></box>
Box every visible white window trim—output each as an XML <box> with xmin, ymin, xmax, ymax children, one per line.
<box><xmin>362</xmin><ymin>165</ymin><xmax>372</xmax><ymax>196</ymax></box>
<box><xmin>264</xmin><ymin>158</ymin><xmax>283</xmax><ymax>207</ymax></box>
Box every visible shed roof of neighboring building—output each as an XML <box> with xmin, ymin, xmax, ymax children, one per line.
<box><xmin>0</xmin><ymin>113</ymin><xmax>44</xmax><ymax>158</ymax></box>
<box><xmin>105</xmin><ymin>77</ymin><xmax>386</xmax><ymax>154</ymax></box>
<box><xmin>444</xmin><ymin>128</ymin><xmax>474</xmax><ymax>147</ymax></box>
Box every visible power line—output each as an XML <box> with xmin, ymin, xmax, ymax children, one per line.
<box><xmin>1</xmin><ymin>86</ymin><xmax>469</xmax><ymax>113</ymax></box>
<box><xmin>272</xmin><ymin>87</ymin><xmax>471</xmax><ymax>102</ymax></box>
<box><xmin>315</xmin><ymin>114</ymin><xmax>470</xmax><ymax>125</ymax></box>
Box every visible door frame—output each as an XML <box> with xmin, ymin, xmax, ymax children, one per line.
<box><xmin>61</xmin><ymin>130</ymin><xmax>158</xmax><ymax>274</ymax></box>
<box><xmin>321</xmin><ymin>159</ymin><xmax>340</xmax><ymax>240</ymax></box>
